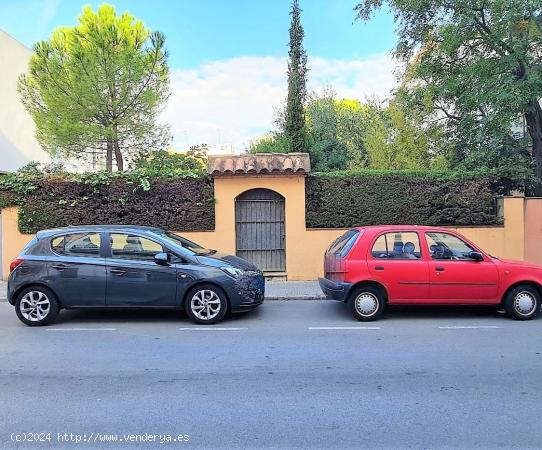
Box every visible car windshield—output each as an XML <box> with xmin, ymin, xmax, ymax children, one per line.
<box><xmin>152</xmin><ymin>231</ymin><xmax>214</xmax><ymax>256</ymax></box>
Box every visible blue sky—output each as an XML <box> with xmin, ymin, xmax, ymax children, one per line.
<box><xmin>1</xmin><ymin>0</ymin><xmax>399</xmax><ymax>151</ymax></box>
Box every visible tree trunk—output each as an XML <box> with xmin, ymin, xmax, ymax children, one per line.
<box><xmin>525</xmin><ymin>100</ymin><xmax>542</xmax><ymax>196</ymax></box>
<box><xmin>113</xmin><ymin>138</ymin><xmax>124</xmax><ymax>172</ymax></box>
<box><xmin>106</xmin><ymin>139</ymin><xmax>113</xmax><ymax>172</ymax></box>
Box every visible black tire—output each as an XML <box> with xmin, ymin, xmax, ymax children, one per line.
<box><xmin>503</xmin><ymin>284</ymin><xmax>541</xmax><ymax>321</ymax></box>
<box><xmin>184</xmin><ymin>284</ymin><xmax>228</xmax><ymax>325</ymax></box>
<box><xmin>348</xmin><ymin>285</ymin><xmax>386</xmax><ymax>322</ymax></box>
<box><xmin>15</xmin><ymin>286</ymin><xmax>60</xmax><ymax>327</ymax></box>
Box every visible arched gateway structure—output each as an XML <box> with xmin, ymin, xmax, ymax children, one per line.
<box><xmin>206</xmin><ymin>153</ymin><xmax>310</xmax><ymax>279</ymax></box>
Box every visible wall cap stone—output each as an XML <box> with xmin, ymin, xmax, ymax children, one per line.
<box><xmin>208</xmin><ymin>153</ymin><xmax>311</xmax><ymax>176</ymax></box>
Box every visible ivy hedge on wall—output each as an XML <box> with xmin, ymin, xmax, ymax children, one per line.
<box><xmin>305</xmin><ymin>170</ymin><xmax>503</xmax><ymax>228</ymax></box>
<box><xmin>0</xmin><ymin>169</ymin><xmax>215</xmax><ymax>234</ymax></box>
<box><xmin>0</xmin><ymin>165</ymin><xmax>506</xmax><ymax>234</ymax></box>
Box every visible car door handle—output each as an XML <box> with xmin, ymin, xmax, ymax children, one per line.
<box><xmin>375</xmin><ymin>266</ymin><xmax>384</xmax><ymax>271</ymax></box>
<box><xmin>51</xmin><ymin>264</ymin><xmax>67</xmax><ymax>271</ymax></box>
<box><xmin>435</xmin><ymin>266</ymin><xmax>445</xmax><ymax>272</ymax></box>
<box><xmin>110</xmin><ymin>268</ymin><xmax>127</xmax><ymax>276</ymax></box>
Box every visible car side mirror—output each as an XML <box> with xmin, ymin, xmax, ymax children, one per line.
<box><xmin>469</xmin><ymin>251</ymin><xmax>484</xmax><ymax>261</ymax></box>
<box><xmin>154</xmin><ymin>252</ymin><xmax>170</xmax><ymax>266</ymax></box>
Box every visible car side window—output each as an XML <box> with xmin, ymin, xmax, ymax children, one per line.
<box><xmin>51</xmin><ymin>233</ymin><xmax>101</xmax><ymax>258</ymax></box>
<box><xmin>426</xmin><ymin>232</ymin><xmax>476</xmax><ymax>260</ymax></box>
<box><xmin>371</xmin><ymin>232</ymin><xmax>421</xmax><ymax>259</ymax></box>
<box><xmin>110</xmin><ymin>233</ymin><xmax>164</xmax><ymax>261</ymax></box>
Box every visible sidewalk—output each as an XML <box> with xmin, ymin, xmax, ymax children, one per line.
<box><xmin>0</xmin><ymin>280</ymin><xmax>325</xmax><ymax>301</ymax></box>
<box><xmin>265</xmin><ymin>280</ymin><xmax>324</xmax><ymax>300</ymax></box>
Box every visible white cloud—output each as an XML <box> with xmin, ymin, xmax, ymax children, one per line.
<box><xmin>163</xmin><ymin>53</ymin><xmax>398</xmax><ymax>152</ymax></box>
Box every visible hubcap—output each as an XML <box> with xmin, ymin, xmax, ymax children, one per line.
<box><xmin>514</xmin><ymin>291</ymin><xmax>537</xmax><ymax>316</ymax></box>
<box><xmin>20</xmin><ymin>291</ymin><xmax>50</xmax><ymax>322</ymax></box>
<box><xmin>190</xmin><ymin>290</ymin><xmax>221</xmax><ymax>321</ymax></box>
<box><xmin>355</xmin><ymin>292</ymin><xmax>379</xmax><ymax>317</ymax></box>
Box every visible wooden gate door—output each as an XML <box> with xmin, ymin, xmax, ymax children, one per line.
<box><xmin>235</xmin><ymin>189</ymin><xmax>286</xmax><ymax>272</ymax></box>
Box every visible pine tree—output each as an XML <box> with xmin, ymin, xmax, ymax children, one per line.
<box><xmin>285</xmin><ymin>0</ymin><xmax>308</xmax><ymax>153</ymax></box>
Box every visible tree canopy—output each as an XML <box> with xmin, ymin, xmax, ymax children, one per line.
<box><xmin>284</xmin><ymin>0</ymin><xmax>308</xmax><ymax>152</ymax></box>
<box><xmin>356</xmin><ymin>0</ymin><xmax>542</xmax><ymax>191</ymax></box>
<box><xmin>18</xmin><ymin>4</ymin><xmax>171</xmax><ymax>172</ymax></box>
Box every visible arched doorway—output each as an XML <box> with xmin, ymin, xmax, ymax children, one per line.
<box><xmin>235</xmin><ymin>188</ymin><xmax>285</xmax><ymax>272</ymax></box>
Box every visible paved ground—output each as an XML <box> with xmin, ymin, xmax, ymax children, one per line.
<box><xmin>0</xmin><ymin>280</ymin><xmax>324</xmax><ymax>301</ymax></box>
<box><xmin>265</xmin><ymin>280</ymin><xmax>323</xmax><ymax>299</ymax></box>
<box><xmin>1</xmin><ymin>300</ymin><xmax>541</xmax><ymax>449</ymax></box>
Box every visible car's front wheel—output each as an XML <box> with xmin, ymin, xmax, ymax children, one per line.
<box><xmin>185</xmin><ymin>284</ymin><xmax>228</xmax><ymax>325</ymax></box>
<box><xmin>349</xmin><ymin>286</ymin><xmax>386</xmax><ymax>322</ymax></box>
<box><xmin>503</xmin><ymin>285</ymin><xmax>541</xmax><ymax>320</ymax></box>
<box><xmin>15</xmin><ymin>286</ymin><xmax>60</xmax><ymax>326</ymax></box>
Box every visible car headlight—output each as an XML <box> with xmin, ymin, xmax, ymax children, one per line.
<box><xmin>221</xmin><ymin>266</ymin><xmax>245</xmax><ymax>278</ymax></box>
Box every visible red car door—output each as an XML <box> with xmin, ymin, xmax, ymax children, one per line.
<box><xmin>424</xmin><ymin>231</ymin><xmax>499</xmax><ymax>304</ymax></box>
<box><xmin>368</xmin><ymin>231</ymin><xmax>429</xmax><ymax>302</ymax></box>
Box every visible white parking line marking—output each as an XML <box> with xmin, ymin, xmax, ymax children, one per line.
<box><xmin>46</xmin><ymin>328</ymin><xmax>117</xmax><ymax>331</ymax></box>
<box><xmin>308</xmin><ymin>326</ymin><xmax>381</xmax><ymax>330</ymax></box>
<box><xmin>178</xmin><ymin>327</ymin><xmax>248</xmax><ymax>331</ymax></box>
<box><xmin>438</xmin><ymin>326</ymin><xmax>503</xmax><ymax>329</ymax></box>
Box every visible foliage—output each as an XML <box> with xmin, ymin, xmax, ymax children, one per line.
<box><xmin>133</xmin><ymin>149</ymin><xmax>207</xmax><ymax>177</ymax></box>
<box><xmin>18</xmin><ymin>4</ymin><xmax>171</xmax><ymax>172</ymax></box>
<box><xmin>0</xmin><ymin>162</ymin><xmax>212</xmax><ymax>233</ymax></box>
<box><xmin>304</xmin><ymin>88</ymin><xmax>368</xmax><ymax>171</ymax></box>
<box><xmin>363</xmin><ymin>95</ymin><xmax>450</xmax><ymax>170</ymax></box>
<box><xmin>248</xmin><ymin>134</ymin><xmax>289</xmax><ymax>154</ymax></box>
<box><xmin>284</xmin><ymin>0</ymin><xmax>308</xmax><ymax>152</ymax></box>
<box><xmin>306</xmin><ymin>169</ymin><xmax>503</xmax><ymax>228</ymax></box>
<box><xmin>355</xmin><ymin>0</ymin><xmax>542</xmax><ymax>193</ymax></box>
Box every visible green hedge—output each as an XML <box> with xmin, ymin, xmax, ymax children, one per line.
<box><xmin>1</xmin><ymin>175</ymin><xmax>215</xmax><ymax>234</ymax></box>
<box><xmin>305</xmin><ymin>170</ymin><xmax>501</xmax><ymax>228</ymax></box>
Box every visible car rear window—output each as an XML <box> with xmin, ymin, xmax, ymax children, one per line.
<box><xmin>326</xmin><ymin>229</ymin><xmax>361</xmax><ymax>258</ymax></box>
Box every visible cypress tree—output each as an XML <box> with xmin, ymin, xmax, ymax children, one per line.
<box><xmin>285</xmin><ymin>0</ymin><xmax>308</xmax><ymax>153</ymax></box>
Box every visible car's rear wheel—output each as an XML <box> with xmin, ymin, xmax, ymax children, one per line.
<box><xmin>15</xmin><ymin>286</ymin><xmax>60</xmax><ymax>326</ymax></box>
<box><xmin>503</xmin><ymin>285</ymin><xmax>540</xmax><ymax>320</ymax></box>
<box><xmin>185</xmin><ymin>284</ymin><xmax>228</xmax><ymax>325</ymax></box>
<box><xmin>349</xmin><ymin>286</ymin><xmax>386</xmax><ymax>322</ymax></box>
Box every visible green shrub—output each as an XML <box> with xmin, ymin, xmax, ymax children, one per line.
<box><xmin>0</xmin><ymin>164</ymin><xmax>214</xmax><ymax>234</ymax></box>
<box><xmin>305</xmin><ymin>169</ymin><xmax>502</xmax><ymax>228</ymax></box>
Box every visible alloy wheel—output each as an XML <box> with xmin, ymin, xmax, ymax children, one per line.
<box><xmin>190</xmin><ymin>290</ymin><xmax>222</xmax><ymax>321</ymax></box>
<box><xmin>19</xmin><ymin>291</ymin><xmax>50</xmax><ymax>322</ymax></box>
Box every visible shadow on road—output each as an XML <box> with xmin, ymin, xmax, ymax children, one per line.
<box><xmin>46</xmin><ymin>299</ymin><xmax>528</xmax><ymax>326</ymax></box>
<box><xmin>54</xmin><ymin>305</ymin><xmax>265</xmax><ymax>325</ymax></box>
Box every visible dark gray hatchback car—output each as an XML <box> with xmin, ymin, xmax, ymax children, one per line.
<box><xmin>8</xmin><ymin>225</ymin><xmax>265</xmax><ymax>326</ymax></box>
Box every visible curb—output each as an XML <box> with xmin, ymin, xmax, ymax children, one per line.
<box><xmin>265</xmin><ymin>295</ymin><xmax>327</xmax><ymax>301</ymax></box>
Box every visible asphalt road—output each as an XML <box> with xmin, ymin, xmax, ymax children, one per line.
<box><xmin>1</xmin><ymin>300</ymin><xmax>541</xmax><ymax>450</ymax></box>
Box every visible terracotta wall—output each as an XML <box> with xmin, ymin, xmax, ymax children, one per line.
<box><xmin>0</xmin><ymin>182</ymin><xmax>536</xmax><ymax>281</ymax></box>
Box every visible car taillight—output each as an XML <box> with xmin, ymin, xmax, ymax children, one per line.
<box><xmin>10</xmin><ymin>258</ymin><xmax>23</xmax><ymax>273</ymax></box>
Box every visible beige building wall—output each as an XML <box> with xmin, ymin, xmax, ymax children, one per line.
<box><xmin>0</xmin><ymin>29</ymin><xmax>49</xmax><ymax>171</ymax></box>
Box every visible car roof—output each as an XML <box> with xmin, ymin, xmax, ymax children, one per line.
<box><xmin>36</xmin><ymin>225</ymin><xmax>164</xmax><ymax>238</ymax></box>
<box><xmin>354</xmin><ymin>225</ymin><xmax>459</xmax><ymax>233</ymax></box>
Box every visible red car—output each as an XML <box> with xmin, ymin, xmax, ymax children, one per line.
<box><xmin>319</xmin><ymin>225</ymin><xmax>541</xmax><ymax>321</ymax></box>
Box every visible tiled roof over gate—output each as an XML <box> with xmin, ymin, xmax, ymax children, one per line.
<box><xmin>207</xmin><ymin>153</ymin><xmax>311</xmax><ymax>175</ymax></box>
